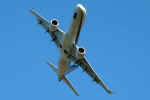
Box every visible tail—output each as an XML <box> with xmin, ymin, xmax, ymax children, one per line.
<box><xmin>46</xmin><ymin>61</ymin><xmax>79</xmax><ymax>96</ymax></box>
<box><xmin>63</xmin><ymin>76</ymin><xmax>79</xmax><ymax>96</ymax></box>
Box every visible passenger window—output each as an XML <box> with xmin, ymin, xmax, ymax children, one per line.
<box><xmin>73</xmin><ymin>12</ymin><xmax>77</xmax><ymax>19</ymax></box>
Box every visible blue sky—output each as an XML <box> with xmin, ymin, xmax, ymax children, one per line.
<box><xmin>0</xmin><ymin>0</ymin><xmax>150</xmax><ymax>99</ymax></box>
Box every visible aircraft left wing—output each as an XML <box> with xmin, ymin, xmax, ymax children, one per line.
<box><xmin>30</xmin><ymin>8</ymin><xmax>49</xmax><ymax>31</ymax></box>
<box><xmin>30</xmin><ymin>8</ymin><xmax>64</xmax><ymax>48</ymax></box>
<box><xmin>76</xmin><ymin>57</ymin><xmax>113</xmax><ymax>94</ymax></box>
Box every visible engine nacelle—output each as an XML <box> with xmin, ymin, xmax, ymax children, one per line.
<box><xmin>77</xmin><ymin>47</ymin><xmax>86</xmax><ymax>59</ymax></box>
<box><xmin>50</xmin><ymin>18</ymin><xmax>59</xmax><ymax>32</ymax></box>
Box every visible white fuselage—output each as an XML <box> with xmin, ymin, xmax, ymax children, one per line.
<box><xmin>58</xmin><ymin>4</ymin><xmax>86</xmax><ymax>81</ymax></box>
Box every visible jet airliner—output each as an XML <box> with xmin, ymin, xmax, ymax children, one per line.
<box><xmin>30</xmin><ymin>4</ymin><xmax>112</xmax><ymax>96</ymax></box>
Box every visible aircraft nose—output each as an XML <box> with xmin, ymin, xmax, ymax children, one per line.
<box><xmin>76</xmin><ymin>4</ymin><xmax>86</xmax><ymax>15</ymax></box>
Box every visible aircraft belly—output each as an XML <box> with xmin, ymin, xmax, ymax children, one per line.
<box><xmin>58</xmin><ymin>54</ymin><xmax>70</xmax><ymax>81</ymax></box>
<box><xmin>65</xmin><ymin>4</ymin><xmax>86</xmax><ymax>44</ymax></box>
<box><xmin>66</xmin><ymin>17</ymin><xmax>83</xmax><ymax>44</ymax></box>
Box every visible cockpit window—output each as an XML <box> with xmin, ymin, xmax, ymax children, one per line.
<box><xmin>73</xmin><ymin>12</ymin><xmax>77</xmax><ymax>19</ymax></box>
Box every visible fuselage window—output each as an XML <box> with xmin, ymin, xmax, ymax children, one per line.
<box><xmin>73</xmin><ymin>12</ymin><xmax>77</xmax><ymax>19</ymax></box>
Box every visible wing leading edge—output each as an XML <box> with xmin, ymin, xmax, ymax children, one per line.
<box><xmin>30</xmin><ymin>8</ymin><xmax>65</xmax><ymax>47</ymax></box>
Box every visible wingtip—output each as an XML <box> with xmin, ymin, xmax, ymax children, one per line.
<box><xmin>29</xmin><ymin>8</ymin><xmax>35</xmax><ymax>13</ymax></box>
<box><xmin>46</xmin><ymin>60</ymin><xmax>49</xmax><ymax>64</ymax></box>
<box><xmin>107</xmin><ymin>90</ymin><xmax>115</xmax><ymax>94</ymax></box>
<box><xmin>29</xmin><ymin>8</ymin><xmax>33</xmax><ymax>11</ymax></box>
<box><xmin>76</xmin><ymin>93</ymin><xmax>79</xmax><ymax>96</ymax></box>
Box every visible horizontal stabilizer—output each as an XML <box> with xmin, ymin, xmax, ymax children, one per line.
<box><xmin>63</xmin><ymin>77</ymin><xmax>79</xmax><ymax>96</ymax></box>
<box><xmin>46</xmin><ymin>61</ymin><xmax>58</xmax><ymax>73</ymax></box>
<box><xmin>46</xmin><ymin>61</ymin><xmax>79</xmax><ymax>96</ymax></box>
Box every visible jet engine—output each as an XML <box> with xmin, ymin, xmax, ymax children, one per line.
<box><xmin>77</xmin><ymin>47</ymin><xmax>86</xmax><ymax>59</ymax></box>
<box><xmin>50</xmin><ymin>18</ymin><xmax>59</xmax><ymax>32</ymax></box>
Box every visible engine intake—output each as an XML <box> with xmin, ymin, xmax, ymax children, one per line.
<box><xmin>78</xmin><ymin>47</ymin><xmax>85</xmax><ymax>54</ymax></box>
<box><xmin>77</xmin><ymin>47</ymin><xmax>86</xmax><ymax>59</ymax></box>
<box><xmin>50</xmin><ymin>18</ymin><xmax>59</xmax><ymax>32</ymax></box>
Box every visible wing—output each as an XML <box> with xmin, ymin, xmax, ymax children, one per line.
<box><xmin>76</xmin><ymin>57</ymin><xmax>113</xmax><ymax>94</ymax></box>
<box><xmin>30</xmin><ymin>8</ymin><xmax>64</xmax><ymax>47</ymax></box>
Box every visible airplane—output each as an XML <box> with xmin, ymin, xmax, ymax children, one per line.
<box><xmin>30</xmin><ymin>4</ymin><xmax>112</xmax><ymax>96</ymax></box>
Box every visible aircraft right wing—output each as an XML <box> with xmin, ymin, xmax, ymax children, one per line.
<box><xmin>76</xmin><ymin>57</ymin><xmax>113</xmax><ymax>94</ymax></box>
<box><xmin>30</xmin><ymin>8</ymin><xmax>64</xmax><ymax>48</ymax></box>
